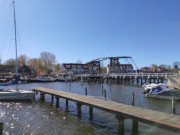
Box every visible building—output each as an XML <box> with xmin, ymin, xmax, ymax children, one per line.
<box><xmin>107</xmin><ymin>64</ymin><xmax>133</xmax><ymax>73</ymax></box>
<box><xmin>140</xmin><ymin>67</ymin><xmax>167</xmax><ymax>73</ymax></box>
<box><xmin>61</xmin><ymin>63</ymin><xmax>89</xmax><ymax>75</ymax></box>
<box><xmin>0</xmin><ymin>65</ymin><xmax>33</xmax><ymax>79</ymax></box>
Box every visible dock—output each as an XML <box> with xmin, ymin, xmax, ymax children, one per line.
<box><xmin>33</xmin><ymin>87</ymin><xmax>180</xmax><ymax>133</ymax></box>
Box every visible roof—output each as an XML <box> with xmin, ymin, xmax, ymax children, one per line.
<box><xmin>0</xmin><ymin>65</ymin><xmax>16</xmax><ymax>73</ymax></box>
<box><xmin>0</xmin><ymin>65</ymin><xmax>32</xmax><ymax>74</ymax></box>
<box><xmin>62</xmin><ymin>63</ymin><xmax>88</xmax><ymax>66</ymax></box>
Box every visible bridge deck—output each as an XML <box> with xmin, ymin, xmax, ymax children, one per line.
<box><xmin>33</xmin><ymin>87</ymin><xmax>180</xmax><ymax>132</ymax></box>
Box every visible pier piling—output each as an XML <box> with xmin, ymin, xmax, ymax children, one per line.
<box><xmin>132</xmin><ymin>120</ymin><xmax>138</xmax><ymax>135</ymax></box>
<box><xmin>0</xmin><ymin>122</ymin><xmax>3</xmax><ymax>135</ymax></box>
<box><xmin>116</xmin><ymin>115</ymin><xmax>125</xmax><ymax>135</ymax></box>
<box><xmin>66</xmin><ymin>99</ymin><xmax>68</xmax><ymax>107</ymax></box>
<box><xmin>56</xmin><ymin>96</ymin><xmax>59</xmax><ymax>107</ymax></box>
<box><xmin>85</xmin><ymin>87</ymin><xmax>87</xmax><ymax>95</ymax></box>
<box><xmin>40</xmin><ymin>92</ymin><xmax>45</xmax><ymax>101</ymax></box>
<box><xmin>104</xmin><ymin>89</ymin><xmax>106</xmax><ymax>100</ymax></box>
<box><xmin>76</xmin><ymin>103</ymin><xmax>81</xmax><ymax>118</ymax></box>
<box><xmin>89</xmin><ymin>106</ymin><xmax>93</xmax><ymax>121</ymax></box>
<box><xmin>172</xmin><ymin>98</ymin><xmax>175</xmax><ymax>114</ymax></box>
<box><xmin>51</xmin><ymin>95</ymin><xmax>54</xmax><ymax>103</ymax></box>
<box><xmin>132</xmin><ymin>93</ymin><xmax>134</xmax><ymax>106</ymax></box>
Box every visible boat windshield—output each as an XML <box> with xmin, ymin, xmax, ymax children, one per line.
<box><xmin>149</xmin><ymin>85</ymin><xmax>170</xmax><ymax>95</ymax></box>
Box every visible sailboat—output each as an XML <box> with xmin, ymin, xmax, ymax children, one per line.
<box><xmin>0</xmin><ymin>1</ymin><xmax>34</xmax><ymax>100</ymax></box>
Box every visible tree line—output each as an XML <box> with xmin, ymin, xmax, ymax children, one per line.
<box><xmin>0</xmin><ymin>51</ymin><xmax>61</xmax><ymax>75</ymax></box>
<box><xmin>147</xmin><ymin>62</ymin><xmax>180</xmax><ymax>73</ymax></box>
<box><xmin>0</xmin><ymin>52</ymin><xmax>179</xmax><ymax>74</ymax></box>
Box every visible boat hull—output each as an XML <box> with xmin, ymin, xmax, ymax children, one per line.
<box><xmin>0</xmin><ymin>90</ymin><xmax>35</xmax><ymax>101</ymax></box>
<box><xmin>145</xmin><ymin>94</ymin><xmax>180</xmax><ymax>100</ymax></box>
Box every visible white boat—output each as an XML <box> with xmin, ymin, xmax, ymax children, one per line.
<box><xmin>143</xmin><ymin>83</ymin><xmax>167</xmax><ymax>93</ymax></box>
<box><xmin>143</xmin><ymin>83</ymin><xmax>180</xmax><ymax>100</ymax></box>
<box><xmin>0</xmin><ymin>1</ymin><xmax>34</xmax><ymax>101</ymax></box>
<box><xmin>0</xmin><ymin>89</ymin><xmax>34</xmax><ymax>101</ymax></box>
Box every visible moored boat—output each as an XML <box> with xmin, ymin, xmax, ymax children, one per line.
<box><xmin>0</xmin><ymin>89</ymin><xmax>34</xmax><ymax>101</ymax></box>
<box><xmin>0</xmin><ymin>1</ymin><xmax>34</xmax><ymax>101</ymax></box>
<box><xmin>143</xmin><ymin>83</ymin><xmax>180</xmax><ymax>100</ymax></box>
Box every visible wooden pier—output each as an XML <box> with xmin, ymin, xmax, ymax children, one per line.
<box><xmin>33</xmin><ymin>87</ymin><xmax>180</xmax><ymax>133</ymax></box>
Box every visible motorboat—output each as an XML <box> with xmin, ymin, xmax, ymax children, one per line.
<box><xmin>143</xmin><ymin>83</ymin><xmax>167</xmax><ymax>94</ymax></box>
<box><xmin>143</xmin><ymin>83</ymin><xmax>180</xmax><ymax>100</ymax></box>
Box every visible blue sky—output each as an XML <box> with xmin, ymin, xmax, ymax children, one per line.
<box><xmin>0</xmin><ymin>0</ymin><xmax>180</xmax><ymax>68</ymax></box>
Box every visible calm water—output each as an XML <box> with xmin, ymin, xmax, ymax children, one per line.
<box><xmin>0</xmin><ymin>82</ymin><xmax>180</xmax><ymax>135</ymax></box>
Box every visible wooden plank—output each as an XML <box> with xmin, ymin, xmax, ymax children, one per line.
<box><xmin>33</xmin><ymin>87</ymin><xmax>180</xmax><ymax>131</ymax></box>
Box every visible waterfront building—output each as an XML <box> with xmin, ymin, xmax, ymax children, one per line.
<box><xmin>0</xmin><ymin>65</ymin><xmax>33</xmax><ymax>79</ymax></box>
<box><xmin>61</xmin><ymin>63</ymin><xmax>89</xmax><ymax>75</ymax></box>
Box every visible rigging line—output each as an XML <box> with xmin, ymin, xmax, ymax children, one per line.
<box><xmin>0</xmin><ymin>2</ymin><xmax>13</xmax><ymax>47</ymax></box>
<box><xmin>1</xmin><ymin>22</ymin><xmax>13</xmax><ymax>60</ymax></box>
<box><xmin>16</xmin><ymin>24</ymin><xmax>24</xmax><ymax>55</ymax></box>
<box><xmin>0</xmin><ymin>2</ymin><xmax>13</xmax><ymax>46</ymax></box>
<box><xmin>6</xmin><ymin>33</ymin><xmax>13</xmax><ymax>60</ymax></box>
<box><xmin>1</xmin><ymin>5</ymin><xmax>13</xmax><ymax>56</ymax></box>
<box><xmin>2</xmin><ymin>10</ymin><xmax>13</xmax><ymax>49</ymax></box>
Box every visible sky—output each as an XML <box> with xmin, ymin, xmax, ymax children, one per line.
<box><xmin>0</xmin><ymin>0</ymin><xmax>180</xmax><ymax>69</ymax></box>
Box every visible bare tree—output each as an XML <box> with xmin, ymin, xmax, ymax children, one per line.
<box><xmin>27</xmin><ymin>58</ymin><xmax>42</xmax><ymax>73</ymax></box>
<box><xmin>151</xmin><ymin>64</ymin><xmax>157</xmax><ymax>68</ymax></box>
<box><xmin>40</xmin><ymin>52</ymin><xmax>56</xmax><ymax>74</ymax></box>
<box><xmin>53</xmin><ymin>63</ymin><xmax>61</xmax><ymax>76</ymax></box>
<box><xmin>18</xmin><ymin>55</ymin><xmax>29</xmax><ymax>65</ymax></box>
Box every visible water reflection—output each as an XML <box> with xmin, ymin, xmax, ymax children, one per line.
<box><xmin>0</xmin><ymin>82</ymin><xmax>179</xmax><ymax>134</ymax></box>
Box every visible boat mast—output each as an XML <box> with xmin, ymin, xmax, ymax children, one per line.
<box><xmin>13</xmin><ymin>1</ymin><xmax>18</xmax><ymax>90</ymax></box>
<box><xmin>13</xmin><ymin>1</ymin><xmax>18</xmax><ymax>81</ymax></box>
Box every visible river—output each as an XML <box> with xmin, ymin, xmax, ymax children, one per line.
<box><xmin>0</xmin><ymin>82</ymin><xmax>180</xmax><ymax>135</ymax></box>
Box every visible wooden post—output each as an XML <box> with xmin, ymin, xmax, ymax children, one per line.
<box><xmin>136</xmin><ymin>78</ymin><xmax>139</xmax><ymax>85</ymax></box>
<box><xmin>132</xmin><ymin>93</ymin><xmax>134</xmax><ymax>106</ymax></box>
<box><xmin>172</xmin><ymin>98</ymin><xmax>175</xmax><ymax>114</ymax></box>
<box><xmin>161</xmin><ymin>79</ymin><xmax>163</xmax><ymax>83</ymax></box>
<box><xmin>40</xmin><ymin>92</ymin><xmax>45</xmax><ymax>101</ymax></box>
<box><xmin>66</xmin><ymin>99</ymin><xmax>68</xmax><ymax>107</ymax></box>
<box><xmin>35</xmin><ymin>91</ymin><xmax>38</xmax><ymax>95</ymax></box>
<box><xmin>85</xmin><ymin>87</ymin><xmax>87</xmax><ymax>95</ymax></box>
<box><xmin>132</xmin><ymin>120</ymin><xmax>138</xmax><ymax>135</ymax></box>
<box><xmin>76</xmin><ymin>103</ymin><xmax>81</xmax><ymax>118</ymax></box>
<box><xmin>89</xmin><ymin>106</ymin><xmax>93</xmax><ymax>121</ymax></box>
<box><xmin>149</xmin><ymin>78</ymin><xmax>151</xmax><ymax>84</ymax></box>
<box><xmin>104</xmin><ymin>89</ymin><xmax>106</xmax><ymax>100</ymax></box>
<box><xmin>116</xmin><ymin>115</ymin><xmax>125</xmax><ymax>135</ymax></box>
<box><xmin>51</xmin><ymin>95</ymin><xmax>54</xmax><ymax>104</ymax></box>
<box><xmin>33</xmin><ymin>90</ymin><xmax>35</xmax><ymax>99</ymax></box>
<box><xmin>56</xmin><ymin>96</ymin><xmax>59</xmax><ymax>108</ymax></box>
<box><xmin>144</xmin><ymin>79</ymin><xmax>147</xmax><ymax>83</ymax></box>
<box><xmin>0</xmin><ymin>122</ymin><xmax>3</xmax><ymax>135</ymax></box>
